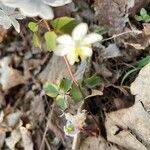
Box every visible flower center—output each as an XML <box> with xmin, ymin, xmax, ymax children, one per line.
<box><xmin>74</xmin><ymin>48</ymin><xmax>81</xmax><ymax>62</ymax></box>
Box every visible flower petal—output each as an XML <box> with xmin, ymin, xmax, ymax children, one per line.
<box><xmin>82</xmin><ymin>33</ymin><xmax>102</xmax><ymax>44</ymax></box>
<box><xmin>0</xmin><ymin>18</ymin><xmax>11</xmax><ymax>29</ymax></box>
<box><xmin>1</xmin><ymin>0</ymin><xmax>54</xmax><ymax>19</ymax></box>
<box><xmin>54</xmin><ymin>44</ymin><xmax>74</xmax><ymax>56</ymax></box>
<box><xmin>79</xmin><ymin>46</ymin><xmax>93</xmax><ymax>59</ymax></box>
<box><xmin>57</xmin><ymin>35</ymin><xmax>74</xmax><ymax>45</ymax></box>
<box><xmin>10</xmin><ymin>18</ymin><xmax>20</xmax><ymax>32</ymax></box>
<box><xmin>39</xmin><ymin>4</ymin><xmax>54</xmax><ymax>20</ymax></box>
<box><xmin>67</xmin><ymin>51</ymin><xmax>76</xmax><ymax>65</ymax></box>
<box><xmin>72</xmin><ymin>23</ymin><xmax>88</xmax><ymax>41</ymax></box>
<box><xmin>43</xmin><ymin>0</ymin><xmax>72</xmax><ymax>7</ymax></box>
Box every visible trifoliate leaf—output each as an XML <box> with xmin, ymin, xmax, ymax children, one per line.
<box><xmin>84</xmin><ymin>75</ymin><xmax>102</xmax><ymax>88</ymax></box>
<box><xmin>44</xmin><ymin>31</ymin><xmax>57</xmax><ymax>51</ymax></box>
<box><xmin>43</xmin><ymin>82</ymin><xmax>59</xmax><ymax>97</ymax></box>
<box><xmin>56</xmin><ymin>95</ymin><xmax>65</xmax><ymax>110</ymax></box>
<box><xmin>59</xmin><ymin>78</ymin><xmax>72</xmax><ymax>93</ymax></box>
<box><xmin>70</xmin><ymin>84</ymin><xmax>83</xmax><ymax>103</ymax></box>
<box><xmin>33</xmin><ymin>32</ymin><xmax>41</xmax><ymax>48</ymax></box>
<box><xmin>140</xmin><ymin>8</ymin><xmax>148</xmax><ymax>18</ymax></box>
<box><xmin>28</xmin><ymin>22</ymin><xmax>38</xmax><ymax>32</ymax></box>
<box><xmin>51</xmin><ymin>17</ymin><xmax>76</xmax><ymax>34</ymax></box>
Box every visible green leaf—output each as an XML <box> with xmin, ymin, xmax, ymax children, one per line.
<box><xmin>70</xmin><ymin>84</ymin><xmax>83</xmax><ymax>103</ymax></box>
<box><xmin>140</xmin><ymin>8</ymin><xmax>148</xmax><ymax>18</ymax></box>
<box><xmin>28</xmin><ymin>22</ymin><xmax>38</xmax><ymax>32</ymax></box>
<box><xmin>143</xmin><ymin>15</ymin><xmax>150</xmax><ymax>22</ymax></box>
<box><xmin>56</xmin><ymin>95</ymin><xmax>66</xmax><ymax>110</ymax></box>
<box><xmin>94</xmin><ymin>25</ymin><xmax>108</xmax><ymax>35</ymax></box>
<box><xmin>51</xmin><ymin>17</ymin><xmax>76</xmax><ymax>34</ymax></box>
<box><xmin>59</xmin><ymin>78</ymin><xmax>72</xmax><ymax>93</ymax></box>
<box><xmin>43</xmin><ymin>82</ymin><xmax>59</xmax><ymax>97</ymax></box>
<box><xmin>134</xmin><ymin>15</ymin><xmax>143</xmax><ymax>21</ymax></box>
<box><xmin>135</xmin><ymin>56</ymin><xmax>150</xmax><ymax>68</ymax></box>
<box><xmin>44</xmin><ymin>31</ymin><xmax>57</xmax><ymax>51</ymax></box>
<box><xmin>84</xmin><ymin>75</ymin><xmax>102</xmax><ymax>88</ymax></box>
<box><xmin>33</xmin><ymin>32</ymin><xmax>41</xmax><ymax>48</ymax></box>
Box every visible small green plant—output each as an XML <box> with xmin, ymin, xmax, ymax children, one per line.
<box><xmin>134</xmin><ymin>8</ymin><xmax>150</xmax><ymax>22</ymax></box>
<box><xmin>28</xmin><ymin>17</ymin><xmax>76</xmax><ymax>50</ymax></box>
<box><xmin>44</xmin><ymin>75</ymin><xmax>102</xmax><ymax>110</ymax></box>
<box><xmin>94</xmin><ymin>25</ymin><xmax>108</xmax><ymax>35</ymax></box>
<box><xmin>28</xmin><ymin>22</ymin><xmax>41</xmax><ymax>48</ymax></box>
<box><xmin>121</xmin><ymin>56</ymin><xmax>150</xmax><ymax>85</ymax></box>
<box><xmin>43</xmin><ymin>79</ymin><xmax>72</xmax><ymax>110</ymax></box>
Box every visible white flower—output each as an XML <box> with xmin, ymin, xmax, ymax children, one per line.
<box><xmin>64</xmin><ymin>111</ymin><xmax>86</xmax><ymax>137</ymax></box>
<box><xmin>0</xmin><ymin>0</ymin><xmax>72</xmax><ymax>20</ymax></box>
<box><xmin>43</xmin><ymin>0</ymin><xmax>72</xmax><ymax>7</ymax></box>
<box><xmin>54</xmin><ymin>23</ymin><xmax>102</xmax><ymax>65</ymax></box>
<box><xmin>64</xmin><ymin>121</ymin><xmax>79</xmax><ymax>137</ymax></box>
<box><xmin>0</xmin><ymin>3</ymin><xmax>25</xmax><ymax>32</ymax></box>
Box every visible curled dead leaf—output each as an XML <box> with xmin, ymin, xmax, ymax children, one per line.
<box><xmin>105</xmin><ymin>63</ymin><xmax>150</xmax><ymax>149</ymax></box>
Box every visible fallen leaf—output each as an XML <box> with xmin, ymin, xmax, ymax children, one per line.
<box><xmin>93</xmin><ymin>63</ymin><xmax>112</xmax><ymax>78</ymax></box>
<box><xmin>105</xmin><ymin>102</ymin><xmax>150</xmax><ymax>150</ymax></box>
<box><xmin>102</xmin><ymin>44</ymin><xmax>122</xmax><ymax>59</ymax></box>
<box><xmin>31</xmin><ymin>95</ymin><xmax>45</xmax><ymax>123</ymax></box>
<box><xmin>143</xmin><ymin>23</ymin><xmax>150</xmax><ymax>35</ymax></box>
<box><xmin>85</xmin><ymin>89</ymin><xmax>103</xmax><ymax>99</ymax></box>
<box><xmin>80</xmin><ymin>136</ymin><xmax>119</xmax><ymax>150</ymax></box>
<box><xmin>131</xmin><ymin>63</ymin><xmax>150</xmax><ymax>111</ymax></box>
<box><xmin>6</xmin><ymin>111</ymin><xmax>22</xmax><ymax>128</ymax></box>
<box><xmin>75</xmin><ymin>60</ymin><xmax>88</xmax><ymax>81</ymax></box>
<box><xmin>0</xmin><ymin>57</ymin><xmax>25</xmax><ymax>91</ymax></box>
<box><xmin>5</xmin><ymin>129</ymin><xmax>21</xmax><ymax>149</ymax></box>
<box><xmin>0</xmin><ymin>132</ymin><xmax>5</xmax><ymax>149</ymax></box>
<box><xmin>20</xmin><ymin>126</ymin><xmax>34</xmax><ymax>150</ymax></box>
<box><xmin>38</xmin><ymin>54</ymin><xmax>72</xmax><ymax>83</ymax></box>
<box><xmin>123</xmin><ymin>27</ymin><xmax>150</xmax><ymax>50</ymax></box>
<box><xmin>105</xmin><ymin>63</ymin><xmax>150</xmax><ymax>149</ymax></box>
<box><xmin>0</xmin><ymin>111</ymin><xmax>4</xmax><ymax>123</ymax></box>
<box><xmin>0</xmin><ymin>26</ymin><xmax>7</xmax><ymax>43</ymax></box>
<box><xmin>125</xmin><ymin>42</ymin><xmax>146</xmax><ymax>50</ymax></box>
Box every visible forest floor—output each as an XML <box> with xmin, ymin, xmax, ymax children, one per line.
<box><xmin>0</xmin><ymin>0</ymin><xmax>150</xmax><ymax>150</ymax></box>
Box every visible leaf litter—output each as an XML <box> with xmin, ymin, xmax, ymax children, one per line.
<box><xmin>0</xmin><ymin>0</ymin><xmax>150</xmax><ymax>149</ymax></box>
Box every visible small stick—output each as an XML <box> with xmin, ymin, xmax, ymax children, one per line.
<box><xmin>43</xmin><ymin>20</ymin><xmax>51</xmax><ymax>31</ymax></box>
<box><xmin>101</xmin><ymin>30</ymin><xmax>142</xmax><ymax>42</ymax></box>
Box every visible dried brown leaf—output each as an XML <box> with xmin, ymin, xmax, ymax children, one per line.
<box><xmin>105</xmin><ymin>63</ymin><xmax>150</xmax><ymax>149</ymax></box>
<box><xmin>131</xmin><ymin>63</ymin><xmax>150</xmax><ymax>111</ymax></box>
<box><xmin>6</xmin><ymin>111</ymin><xmax>22</xmax><ymax>128</ymax></box>
<box><xmin>0</xmin><ymin>57</ymin><xmax>25</xmax><ymax>91</ymax></box>
<box><xmin>5</xmin><ymin>129</ymin><xmax>21</xmax><ymax>149</ymax></box>
<box><xmin>20</xmin><ymin>127</ymin><xmax>33</xmax><ymax>150</ymax></box>
<box><xmin>0</xmin><ymin>27</ymin><xmax>7</xmax><ymax>43</ymax></box>
<box><xmin>80</xmin><ymin>136</ymin><xmax>119</xmax><ymax>150</ymax></box>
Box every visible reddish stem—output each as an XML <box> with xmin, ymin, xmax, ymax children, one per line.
<box><xmin>63</xmin><ymin>56</ymin><xmax>79</xmax><ymax>86</ymax></box>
